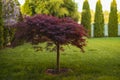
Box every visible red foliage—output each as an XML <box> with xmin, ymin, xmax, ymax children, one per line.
<box><xmin>12</xmin><ymin>14</ymin><xmax>87</xmax><ymax>52</ymax></box>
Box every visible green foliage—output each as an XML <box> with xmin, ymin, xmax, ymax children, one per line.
<box><xmin>21</xmin><ymin>0</ymin><xmax>35</xmax><ymax>16</ymax></box>
<box><xmin>0</xmin><ymin>38</ymin><xmax>120</xmax><ymax>80</ymax></box>
<box><xmin>104</xmin><ymin>11</ymin><xmax>109</xmax><ymax>24</ymax></box>
<box><xmin>21</xmin><ymin>0</ymin><xmax>79</xmax><ymax>21</ymax></box>
<box><xmin>90</xmin><ymin>10</ymin><xmax>95</xmax><ymax>24</ymax></box>
<box><xmin>0</xmin><ymin>0</ymin><xmax>4</xmax><ymax>48</ymax></box>
<box><xmin>63</xmin><ymin>0</ymin><xmax>79</xmax><ymax>21</ymax></box>
<box><xmin>81</xmin><ymin>0</ymin><xmax>91</xmax><ymax>37</ymax></box>
<box><xmin>118</xmin><ymin>12</ymin><xmax>120</xmax><ymax>24</ymax></box>
<box><xmin>108</xmin><ymin>0</ymin><xmax>118</xmax><ymax>37</ymax></box>
<box><xmin>94</xmin><ymin>0</ymin><xmax>104</xmax><ymax>37</ymax></box>
<box><xmin>36</xmin><ymin>0</ymin><xmax>69</xmax><ymax>17</ymax></box>
<box><xmin>3</xmin><ymin>27</ymin><xmax>9</xmax><ymax>46</ymax></box>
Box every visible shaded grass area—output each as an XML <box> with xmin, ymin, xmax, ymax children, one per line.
<box><xmin>0</xmin><ymin>37</ymin><xmax>120</xmax><ymax>80</ymax></box>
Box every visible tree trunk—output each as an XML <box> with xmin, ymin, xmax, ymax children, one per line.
<box><xmin>56</xmin><ymin>42</ymin><xmax>60</xmax><ymax>72</ymax></box>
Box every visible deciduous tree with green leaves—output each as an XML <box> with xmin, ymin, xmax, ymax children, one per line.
<box><xmin>81</xmin><ymin>0</ymin><xmax>91</xmax><ymax>37</ymax></box>
<box><xmin>63</xmin><ymin>0</ymin><xmax>79</xmax><ymax>21</ymax></box>
<box><xmin>21</xmin><ymin>0</ymin><xmax>79</xmax><ymax>21</ymax></box>
<box><xmin>21</xmin><ymin>0</ymin><xmax>35</xmax><ymax>16</ymax></box>
<box><xmin>108</xmin><ymin>0</ymin><xmax>118</xmax><ymax>37</ymax></box>
<box><xmin>94</xmin><ymin>0</ymin><xmax>104</xmax><ymax>37</ymax></box>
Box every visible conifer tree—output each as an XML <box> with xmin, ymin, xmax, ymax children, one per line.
<box><xmin>81</xmin><ymin>0</ymin><xmax>91</xmax><ymax>37</ymax></box>
<box><xmin>108</xmin><ymin>0</ymin><xmax>118</xmax><ymax>37</ymax></box>
<box><xmin>94</xmin><ymin>0</ymin><xmax>104</xmax><ymax>37</ymax></box>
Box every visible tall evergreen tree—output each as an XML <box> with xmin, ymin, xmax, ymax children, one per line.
<box><xmin>108</xmin><ymin>0</ymin><xmax>118</xmax><ymax>37</ymax></box>
<box><xmin>81</xmin><ymin>0</ymin><xmax>91</xmax><ymax>37</ymax></box>
<box><xmin>94</xmin><ymin>0</ymin><xmax>104</xmax><ymax>37</ymax></box>
<box><xmin>0</xmin><ymin>0</ymin><xmax>4</xmax><ymax>48</ymax></box>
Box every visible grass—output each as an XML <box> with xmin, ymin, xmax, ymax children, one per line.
<box><xmin>0</xmin><ymin>37</ymin><xmax>120</xmax><ymax>80</ymax></box>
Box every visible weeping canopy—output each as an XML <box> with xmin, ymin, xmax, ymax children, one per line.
<box><xmin>12</xmin><ymin>14</ymin><xmax>87</xmax><ymax>52</ymax></box>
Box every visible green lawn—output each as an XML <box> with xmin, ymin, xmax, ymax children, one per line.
<box><xmin>0</xmin><ymin>37</ymin><xmax>120</xmax><ymax>80</ymax></box>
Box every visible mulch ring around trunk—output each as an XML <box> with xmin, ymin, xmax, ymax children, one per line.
<box><xmin>45</xmin><ymin>68</ymin><xmax>73</xmax><ymax>75</ymax></box>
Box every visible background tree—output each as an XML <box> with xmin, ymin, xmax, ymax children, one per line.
<box><xmin>81</xmin><ymin>0</ymin><xmax>91</xmax><ymax>37</ymax></box>
<box><xmin>11</xmin><ymin>14</ymin><xmax>87</xmax><ymax>73</ymax></box>
<box><xmin>94</xmin><ymin>0</ymin><xmax>104</xmax><ymax>37</ymax></box>
<box><xmin>21</xmin><ymin>0</ymin><xmax>35</xmax><ymax>16</ymax></box>
<box><xmin>108</xmin><ymin>0</ymin><xmax>118</xmax><ymax>37</ymax></box>
<box><xmin>2</xmin><ymin>0</ymin><xmax>22</xmax><ymax>46</ymax></box>
<box><xmin>35</xmin><ymin>0</ymin><xmax>69</xmax><ymax>18</ymax></box>
<box><xmin>90</xmin><ymin>10</ymin><xmax>95</xmax><ymax>24</ymax></box>
<box><xmin>0</xmin><ymin>0</ymin><xmax>4</xmax><ymax>49</ymax></box>
<box><xmin>104</xmin><ymin>11</ymin><xmax>109</xmax><ymax>24</ymax></box>
<box><xmin>118</xmin><ymin>12</ymin><xmax>120</xmax><ymax>24</ymax></box>
<box><xmin>63</xmin><ymin>0</ymin><xmax>79</xmax><ymax>21</ymax></box>
<box><xmin>21</xmin><ymin>0</ymin><xmax>79</xmax><ymax>21</ymax></box>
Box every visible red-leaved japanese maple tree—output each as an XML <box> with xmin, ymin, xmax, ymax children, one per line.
<box><xmin>11</xmin><ymin>14</ymin><xmax>87</xmax><ymax>73</ymax></box>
